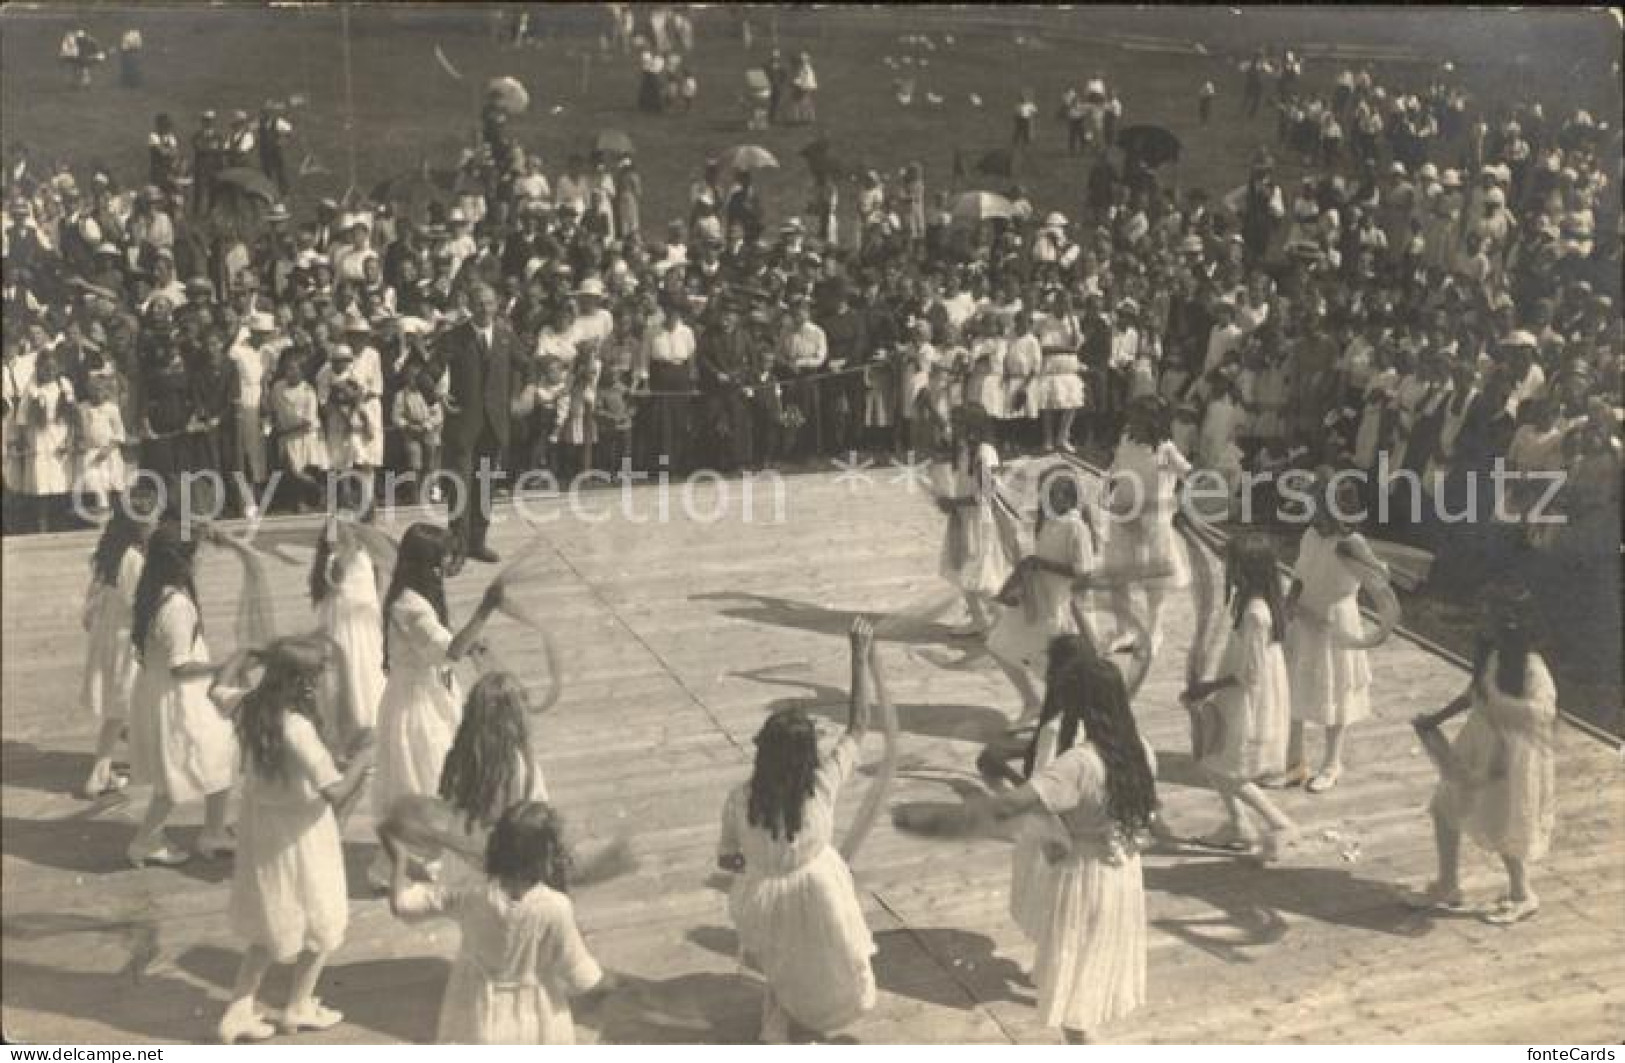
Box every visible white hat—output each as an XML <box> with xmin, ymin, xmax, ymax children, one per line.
<box><xmin>1418</xmin><ymin>163</ymin><xmax>1438</xmax><ymax>181</ymax></box>
<box><xmin>447</xmin><ymin>207</ymin><xmax>468</xmax><ymax>224</ymax></box>
<box><xmin>1044</xmin><ymin>211</ymin><xmax>1069</xmax><ymax>229</ymax></box>
<box><xmin>1440</xmin><ymin>169</ymin><xmax>1462</xmax><ymax>189</ymax></box>
<box><xmin>330</xmin><ymin>342</ymin><xmax>355</xmax><ymax>360</ymax></box>
<box><xmin>1484</xmin><ymin>187</ymin><xmax>1507</xmax><ymax>207</ymax></box>
<box><xmin>576</xmin><ymin>276</ymin><xmax>606</xmax><ymax>298</ymax></box>
<box><xmin>1502</xmin><ymin>330</ymin><xmax>1538</xmax><ymax>348</ymax></box>
<box><xmin>1388</xmin><ymin>161</ymin><xmax>1406</xmax><ymax>176</ymax></box>
<box><xmin>248</xmin><ymin>311</ymin><xmax>276</xmax><ymax>333</ymax></box>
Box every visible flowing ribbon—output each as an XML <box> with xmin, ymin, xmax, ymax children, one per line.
<box><xmin>838</xmin><ymin>643</ymin><xmax>900</xmax><ymax>863</ymax></box>
<box><xmin>1336</xmin><ymin>543</ymin><xmax>1402</xmax><ymax>651</ymax></box>
<box><xmin>1175</xmin><ymin>512</ymin><xmax>1226</xmax><ymax>761</ymax></box>
<box><xmin>225</xmin><ymin>534</ymin><xmax>279</xmax><ymax>650</ymax></box>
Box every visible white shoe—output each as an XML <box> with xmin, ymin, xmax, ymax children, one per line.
<box><xmin>128</xmin><ymin>835</ymin><xmax>190</xmax><ymax>868</ymax></box>
<box><xmin>219</xmin><ymin>998</ymin><xmax>277</xmax><ymax>1044</ymax></box>
<box><xmin>280</xmin><ymin>999</ymin><xmax>344</xmax><ymax>1033</ymax></box>
<box><xmin>244</xmin><ymin>503</ymin><xmax>261</xmax><ymax>522</ymax></box>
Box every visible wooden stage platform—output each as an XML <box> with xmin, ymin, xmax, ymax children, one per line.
<box><xmin>4</xmin><ymin>467</ymin><xmax>1622</xmax><ymax>1044</ymax></box>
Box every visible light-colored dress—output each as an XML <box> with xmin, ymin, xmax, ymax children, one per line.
<box><xmin>937</xmin><ymin>444</ymin><xmax>1012</xmax><ymax>597</ymax></box>
<box><xmin>316</xmin><ymin>548</ymin><xmax>385</xmax><ymax>738</ymax></box>
<box><xmin>2</xmin><ymin>350</ymin><xmax>39</xmax><ymax>492</ymax></box>
<box><xmin>229</xmin><ymin>712</ymin><xmax>348</xmax><ymax>963</ymax></box>
<box><xmin>1010</xmin><ymin>718</ymin><xmax>1062</xmax><ymax>940</ymax></box>
<box><xmin>1102</xmin><ymin>439</ymin><xmax>1191</xmax><ymax>590</ymax></box>
<box><xmin>1027</xmin><ymin>740</ymin><xmax>1154</xmax><ymax>1033</ymax></box>
<box><xmin>270</xmin><ymin>379</ymin><xmax>330</xmax><ymax>472</ymax></box>
<box><xmin>80</xmin><ymin>546</ymin><xmax>143</xmax><ymax>721</ymax></box>
<box><xmin>1199</xmin><ymin>598</ymin><xmax>1290</xmax><ymax>780</ymax></box>
<box><xmin>374</xmin><ymin>590</ymin><xmax>463</xmax><ymax>818</ymax></box>
<box><xmin>128</xmin><ymin>591</ymin><xmax>236</xmax><ymax>803</ymax></box>
<box><xmin>76</xmin><ymin>401</ymin><xmax>128</xmax><ymax>499</ymax></box>
<box><xmin>1432</xmin><ymin>653</ymin><xmax>1557</xmax><ymax>862</ymax></box>
<box><xmin>718</xmin><ymin>734</ymin><xmax>877</xmax><ymax>1033</ymax></box>
<box><xmin>1002</xmin><ymin>335</ymin><xmax>1041</xmax><ymax>420</ymax></box>
<box><xmin>397</xmin><ymin>880</ymin><xmax>603</xmax><ymax>1044</ymax></box>
<box><xmin>1285</xmin><ymin>527</ymin><xmax>1371</xmax><ymax>726</ymax></box>
<box><xmin>988</xmin><ymin>510</ymin><xmax>1096</xmax><ymax>674</ymax></box>
<box><xmin>21</xmin><ymin>377</ymin><xmax>75</xmax><ymax>496</ymax></box>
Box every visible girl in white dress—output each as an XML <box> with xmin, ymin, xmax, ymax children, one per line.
<box><xmin>371</xmin><ymin>523</ymin><xmax>500</xmax><ymax>887</ymax></box>
<box><xmin>987</xmin><ymin>468</ymin><xmax>1097</xmax><ymax>721</ymax></box>
<box><xmin>309</xmin><ymin>516</ymin><xmax>385</xmax><ymax>742</ymax></box>
<box><xmin>78</xmin><ymin>508</ymin><xmax>148</xmax><ymax>797</ymax></box>
<box><xmin>1103</xmin><ymin>397</ymin><xmax>1191</xmax><ymax>655</ymax></box>
<box><xmin>20</xmin><ymin>349</ymin><xmax>76</xmax><ymax>529</ymax></box>
<box><xmin>717</xmin><ymin>619</ymin><xmax>880</xmax><ymax>1043</ymax></box>
<box><xmin>1000</xmin><ymin>312</ymin><xmax>1041</xmax><ymax>451</ymax></box>
<box><xmin>76</xmin><ymin>376</ymin><xmax>128</xmax><ymax>513</ymax></box>
<box><xmin>1272</xmin><ymin>483</ymin><xmax>1385</xmax><ymax>793</ymax></box>
<box><xmin>387</xmin><ymin>801</ymin><xmax>607</xmax><ymax>1044</ymax></box>
<box><xmin>126</xmin><ymin>522</ymin><xmax>239</xmax><ymax>867</ymax></box>
<box><xmin>1181</xmin><ymin>534</ymin><xmax>1298</xmax><ymax>859</ymax></box>
<box><xmin>1036</xmin><ymin>299</ymin><xmax>1084</xmax><ymax>453</ymax></box>
<box><xmin>935</xmin><ymin>407</ymin><xmax>1015</xmax><ymax>635</ymax></box>
<box><xmin>214</xmin><ymin>635</ymin><xmax>375</xmax><ymax>1043</ymax></box>
<box><xmin>970</xmin><ymin>637</ymin><xmax>1159</xmax><ymax>1043</ymax></box>
<box><xmin>1411</xmin><ymin>594</ymin><xmax>1557</xmax><ymax>925</ymax></box>
<box><xmin>268</xmin><ymin>349</ymin><xmax>328</xmax><ymax>508</ymax></box>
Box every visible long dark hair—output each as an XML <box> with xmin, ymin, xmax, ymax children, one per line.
<box><xmin>1123</xmin><ymin>395</ymin><xmax>1172</xmax><ymax>447</ymax></box>
<box><xmin>235</xmin><ymin>634</ymin><xmax>337</xmax><ymax>783</ymax></box>
<box><xmin>130</xmin><ymin>521</ymin><xmax>201</xmax><ymax>656</ymax></box>
<box><xmin>1024</xmin><ymin>635</ymin><xmax>1157</xmax><ymax>836</ymax></box>
<box><xmin>381</xmin><ymin>523</ymin><xmax>451</xmax><ymax>669</ymax></box>
<box><xmin>440</xmin><ymin>672</ymin><xmax>536</xmax><ymax>832</ymax></box>
<box><xmin>1226</xmin><ymin>532</ymin><xmax>1286</xmax><ymax>642</ymax></box>
<box><xmin>485</xmin><ymin>800</ymin><xmax>573</xmax><ymax>896</ymax></box>
<box><xmin>746</xmin><ymin>708</ymin><xmax>821</xmax><ymax>842</ymax></box>
<box><xmin>1022</xmin><ymin>633</ymin><xmax>1097</xmax><ymax>779</ymax></box>
<box><xmin>1472</xmin><ymin>590</ymin><xmax>1537</xmax><ymax>699</ymax></box>
<box><xmin>91</xmin><ymin>508</ymin><xmax>146</xmax><ymax>588</ymax></box>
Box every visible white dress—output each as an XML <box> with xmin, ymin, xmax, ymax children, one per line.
<box><xmin>397</xmin><ymin>880</ymin><xmax>602</xmax><ymax>1044</ymax></box>
<box><xmin>229</xmin><ymin>712</ymin><xmax>348</xmax><ymax>963</ymax></box>
<box><xmin>1002</xmin><ymin>335</ymin><xmax>1041</xmax><ymax>420</ymax></box>
<box><xmin>21</xmin><ymin>377</ymin><xmax>75</xmax><ymax>496</ymax></box>
<box><xmin>1431</xmin><ymin>653</ymin><xmax>1557</xmax><ymax>862</ymax></box>
<box><xmin>128</xmin><ymin>592</ymin><xmax>237</xmax><ymax>803</ymax></box>
<box><xmin>2</xmin><ymin>350</ymin><xmax>38</xmax><ymax>491</ymax></box>
<box><xmin>271</xmin><ymin>380</ymin><xmax>330</xmax><ymax>472</ymax></box>
<box><xmin>718</xmin><ymin>734</ymin><xmax>877</xmax><ymax>1033</ymax></box>
<box><xmin>374</xmin><ymin>590</ymin><xmax>463</xmax><ymax>817</ymax></box>
<box><xmin>76</xmin><ymin>401</ymin><xmax>128</xmax><ymax>499</ymax></box>
<box><xmin>80</xmin><ymin>546</ymin><xmax>143</xmax><ymax>721</ymax></box>
<box><xmin>1198</xmin><ymin>599</ymin><xmax>1290</xmax><ymax>780</ymax></box>
<box><xmin>316</xmin><ymin>549</ymin><xmax>385</xmax><ymax>737</ymax></box>
<box><xmin>1009</xmin><ymin>719</ymin><xmax>1061</xmax><ymax>940</ymax></box>
<box><xmin>937</xmin><ymin>444</ymin><xmax>1012</xmax><ymax>597</ymax></box>
<box><xmin>1285</xmin><ymin>527</ymin><xmax>1371</xmax><ymax>726</ymax></box>
<box><xmin>1027</xmin><ymin>740</ymin><xmax>1154</xmax><ymax>1033</ymax></box>
<box><xmin>988</xmin><ymin>511</ymin><xmax>1096</xmax><ymax>674</ymax></box>
<box><xmin>1102</xmin><ymin>439</ymin><xmax>1191</xmax><ymax>590</ymax></box>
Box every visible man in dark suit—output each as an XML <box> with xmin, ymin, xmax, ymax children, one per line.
<box><xmin>437</xmin><ymin>283</ymin><xmax>517</xmax><ymax>564</ymax></box>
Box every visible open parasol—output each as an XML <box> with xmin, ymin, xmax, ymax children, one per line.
<box><xmin>716</xmin><ymin>144</ymin><xmax>780</xmax><ymax>172</ymax></box>
<box><xmin>1117</xmin><ymin>124</ymin><xmax>1182</xmax><ymax>169</ymax></box>
<box><xmin>215</xmin><ymin>167</ymin><xmax>279</xmax><ymax>203</ymax></box>
<box><xmin>949</xmin><ymin>190</ymin><xmax>1014</xmax><ymax>224</ymax></box>
<box><xmin>486</xmin><ymin>76</ymin><xmax>531</xmax><ymax>115</ymax></box>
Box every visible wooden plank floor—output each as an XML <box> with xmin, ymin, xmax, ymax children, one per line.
<box><xmin>4</xmin><ymin>467</ymin><xmax>1622</xmax><ymax>1044</ymax></box>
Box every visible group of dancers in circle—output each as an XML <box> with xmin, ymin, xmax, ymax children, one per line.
<box><xmin>71</xmin><ymin>395</ymin><xmax>1558</xmax><ymax>1044</ymax></box>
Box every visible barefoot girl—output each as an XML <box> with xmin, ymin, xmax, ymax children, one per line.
<box><xmin>371</xmin><ymin>523</ymin><xmax>501</xmax><ymax>886</ymax></box>
<box><xmin>1181</xmin><ymin>533</ymin><xmax>1298</xmax><ymax>860</ymax></box>
<box><xmin>214</xmin><ymin>635</ymin><xmax>375</xmax><ymax>1043</ymax></box>
<box><xmin>968</xmin><ymin>632</ymin><xmax>1159</xmax><ymax>1044</ymax></box>
<box><xmin>1410</xmin><ymin>589</ymin><xmax>1556</xmax><ymax>925</ymax></box>
<box><xmin>79</xmin><ymin>507</ymin><xmax>149</xmax><ymax>797</ymax></box>
<box><xmin>717</xmin><ymin>619</ymin><xmax>881</xmax><ymax>1043</ymax></box>
<box><xmin>126</xmin><ymin>521</ymin><xmax>237</xmax><ymax>866</ymax></box>
<box><xmin>386</xmin><ymin>801</ymin><xmax>608</xmax><ymax>1044</ymax></box>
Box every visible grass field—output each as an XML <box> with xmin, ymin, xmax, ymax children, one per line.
<box><xmin>3</xmin><ymin>5</ymin><xmax>1619</xmax><ymax>238</ymax></box>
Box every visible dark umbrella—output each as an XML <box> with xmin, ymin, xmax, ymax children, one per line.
<box><xmin>370</xmin><ymin>168</ymin><xmax>456</xmax><ymax>223</ymax></box>
<box><xmin>801</xmin><ymin>137</ymin><xmax>861</xmax><ymax>183</ymax></box>
<box><xmin>1116</xmin><ymin>124</ymin><xmax>1182</xmax><ymax>169</ymax></box>
<box><xmin>975</xmin><ymin>149</ymin><xmax>1015</xmax><ymax>179</ymax></box>
<box><xmin>214</xmin><ymin>167</ymin><xmax>279</xmax><ymax>203</ymax></box>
